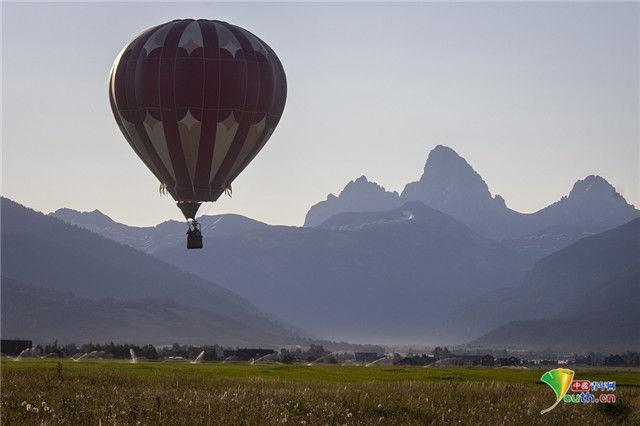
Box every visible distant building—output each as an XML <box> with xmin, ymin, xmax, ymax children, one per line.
<box><xmin>481</xmin><ymin>354</ymin><xmax>495</xmax><ymax>366</ymax></box>
<box><xmin>572</xmin><ymin>356</ymin><xmax>588</xmax><ymax>365</ymax></box>
<box><xmin>455</xmin><ymin>355</ymin><xmax>484</xmax><ymax>366</ymax></box>
<box><xmin>395</xmin><ymin>354</ymin><xmax>434</xmax><ymax>366</ymax></box>
<box><xmin>1</xmin><ymin>339</ymin><xmax>32</xmax><ymax>356</ymax></box>
<box><xmin>355</xmin><ymin>352</ymin><xmax>379</xmax><ymax>363</ymax></box>
<box><xmin>498</xmin><ymin>356</ymin><xmax>521</xmax><ymax>366</ymax></box>
<box><xmin>223</xmin><ymin>349</ymin><xmax>275</xmax><ymax>361</ymax></box>
<box><xmin>280</xmin><ymin>349</ymin><xmax>305</xmax><ymax>360</ymax></box>
<box><xmin>450</xmin><ymin>353</ymin><xmax>498</xmax><ymax>366</ymax></box>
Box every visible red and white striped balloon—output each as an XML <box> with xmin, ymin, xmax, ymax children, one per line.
<box><xmin>109</xmin><ymin>19</ymin><xmax>287</xmax><ymax>212</ymax></box>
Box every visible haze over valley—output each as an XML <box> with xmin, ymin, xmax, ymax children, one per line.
<box><xmin>4</xmin><ymin>145</ymin><xmax>632</xmax><ymax>350</ymax></box>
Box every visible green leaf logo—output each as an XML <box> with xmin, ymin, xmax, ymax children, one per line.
<box><xmin>540</xmin><ymin>368</ymin><xmax>574</xmax><ymax>414</ymax></box>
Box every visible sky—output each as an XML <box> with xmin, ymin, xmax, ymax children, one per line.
<box><xmin>2</xmin><ymin>1</ymin><xmax>638</xmax><ymax>226</ymax></box>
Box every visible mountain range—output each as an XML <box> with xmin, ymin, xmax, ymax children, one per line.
<box><xmin>53</xmin><ymin>199</ymin><xmax>535</xmax><ymax>343</ymax></box>
<box><xmin>54</xmin><ymin>145</ymin><xmax>638</xmax><ymax>261</ymax></box>
<box><xmin>1</xmin><ymin>198</ymin><xmax>297</xmax><ymax>345</ymax></box>
<box><xmin>1</xmin><ymin>276</ymin><xmax>286</xmax><ymax>346</ymax></box>
<box><xmin>145</xmin><ymin>202</ymin><xmax>535</xmax><ymax>343</ymax></box>
<box><xmin>52</xmin><ymin>208</ymin><xmax>269</xmax><ymax>254</ymax></box>
<box><xmin>459</xmin><ymin>218</ymin><xmax>640</xmax><ymax>351</ymax></box>
<box><xmin>304</xmin><ymin>145</ymin><xmax>639</xmax><ymax>240</ymax></box>
<box><xmin>468</xmin><ymin>261</ymin><xmax>639</xmax><ymax>353</ymax></box>
<box><xmin>36</xmin><ymin>145</ymin><xmax>639</xmax><ymax>349</ymax></box>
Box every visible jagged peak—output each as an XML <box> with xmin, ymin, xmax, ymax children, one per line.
<box><xmin>431</xmin><ymin>144</ymin><xmax>463</xmax><ymax>157</ymax></box>
<box><xmin>423</xmin><ymin>145</ymin><xmax>475</xmax><ymax>173</ymax></box>
<box><xmin>568</xmin><ymin>175</ymin><xmax>618</xmax><ymax>199</ymax></box>
<box><xmin>401</xmin><ymin>145</ymin><xmax>493</xmax><ymax>204</ymax></box>
<box><xmin>306</xmin><ymin>177</ymin><xmax>401</xmax><ymax>227</ymax></box>
<box><xmin>417</xmin><ymin>145</ymin><xmax>488</xmax><ymax>192</ymax></box>
<box><xmin>340</xmin><ymin>175</ymin><xmax>398</xmax><ymax>198</ymax></box>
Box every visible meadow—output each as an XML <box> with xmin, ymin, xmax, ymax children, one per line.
<box><xmin>2</xmin><ymin>358</ymin><xmax>639</xmax><ymax>424</ymax></box>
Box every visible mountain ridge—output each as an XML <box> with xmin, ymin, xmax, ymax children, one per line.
<box><xmin>50</xmin><ymin>208</ymin><xmax>270</xmax><ymax>254</ymax></box>
<box><xmin>451</xmin><ymin>217</ymin><xmax>640</xmax><ymax>342</ymax></box>
<box><xmin>1</xmin><ymin>276</ymin><xmax>288</xmax><ymax>346</ymax></box>
<box><xmin>153</xmin><ymin>200</ymin><xmax>534</xmax><ymax>344</ymax></box>
<box><xmin>466</xmin><ymin>261</ymin><xmax>640</xmax><ymax>352</ymax></box>
<box><xmin>304</xmin><ymin>176</ymin><xmax>400</xmax><ymax>228</ymax></box>
<box><xmin>304</xmin><ymin>145</ymin><xmax>639</xmax><ymax>239</ymax></box>
<box><xmin>2</xmin><ymin>197</ymin><xmax>298</xmax><ymax>340</ymax></box>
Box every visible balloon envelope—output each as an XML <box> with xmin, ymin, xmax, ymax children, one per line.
<box><xmin>108</xmin><ymin>19</ymin><xmax>287</xmax><ymax>203</ymax></box>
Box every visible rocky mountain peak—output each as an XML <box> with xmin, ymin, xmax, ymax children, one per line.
<box><xmin>339</xmin><ymin>176</ymin><xmax>398</xmax><ymax>199</ymax></box>
<box><xmin>400</xmin><ymin>145</ymin><xmax>498</xmax><ymax>213</ymax></box>
<box><xmin>303</xmin><ymin>176</ymin><xmax>400</xmax><ymax>227</ymax></box>
<box><xmin>303</xmin><ymin>146</ymin><xmax>639</xmax><ymax>239</ymax></box>
<box><xmin>568</xmin><ymin>175</ymin><xmax>624</xmax><ymax>202</ymax></box>
<box><xmin>417</xmin><ymin>145</ymin><xmax>491</xmax><ymax>196</ymax></box>
<box><xmin>424</xmin><ymin>145</ymin><xmax>475</xmax><ymax>171</ymax></box>
<box><xmin>534</xmin><ymin>175</ymin><xmax>639</xmax><ymax>230</ymax></box>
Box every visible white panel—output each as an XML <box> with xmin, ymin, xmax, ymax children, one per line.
<box><xmin>143</xmin><ymin>111</ymin><xmax>176</xmax><ymax>181</ymax></box>
<box><xmin>215</xmin><ymin>23</ymin><xmax>241</xmax><ymax>57</ymax></box>
<box><xmin>122</xmin><ymin>116</ymin><xmax>162</xmax><ymax>180</ymax></box>
<box><xmin>142</xmin><ymin>25</ymin><xmax>172</xmax><ymax>56</ymax></box>
<box><xmin>177</xmin><ymin>109</ymin><xmax>202</xmax><ymax>186</ymax></box>
<box><xmin>246</xmin><ymin>32</ymin><xmax>268</xmax><ymax>57</ymax></box>
<box><xmin>209</xmin><ymin>113</ymin><xmax>239</xmax><ymax>184</ymax></box>
<box><xmin>228</xmin><ymin>117</ymin><xmax>266</xmax><ymax>176</ymax></box>
<box><xmin>178</xmin><ymin>21</ymin><xmax>203</xmax><ymax>55</ymax></box>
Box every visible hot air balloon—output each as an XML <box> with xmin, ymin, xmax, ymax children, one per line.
<box><xmin>108</xmin><ymin>19</ymin><xmax>287</xmax><ymax>248</ymax></box>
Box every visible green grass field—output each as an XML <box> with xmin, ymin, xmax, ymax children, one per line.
<box><xmin>2</xmin><ymin>358</ymin><xmax>639</xmax><ymax>424</ymax></box>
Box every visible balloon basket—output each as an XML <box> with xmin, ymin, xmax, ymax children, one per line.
<box><xmin>187</xmin><ymin>233</ymin><xmax>203</xmax><ymax>249</ymax></box>
<box><xmin>186</xmin><ymin>220</ymin><xmax>203</xmax><ymax>249</ymax></box>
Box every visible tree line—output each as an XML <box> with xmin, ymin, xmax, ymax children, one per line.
<box><xmin>28</xmin><ymin>341</ymin><xmax>640</xmax><ymax>366</ymax></box>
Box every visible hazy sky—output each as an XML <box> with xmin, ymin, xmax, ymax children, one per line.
<box><xmin>2</xmin><ymin>2</ymin><xmax>638</xmax><ymax>226</ymax></box>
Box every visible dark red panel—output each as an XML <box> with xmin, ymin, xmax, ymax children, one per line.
<box><xmin>158</xmin><ymin>20</ymin><xmax>193</xmax><ymax>196</ymax></box>
<box><xmin>199</xmin><ymin>20</ymin><xmax>220</xmax><ymax>59</ymax></box>
<box><xmin>256</xmin><ymin>61</ymin><xmax>273</xmax><ymax>116</ymax></box>
<box><xmin>136</xmin><ymin>57</ymin><xmax>161</xmax><ymax>111</ymax></box>
<box><xmin>219</xmin><ymin>60</ymin><xmax>247</xmax><ymax>110</ymax></box>
<box><xmin>203</xmin><ymin>60</ymin><xmax>221</xmax><ymax>109</ymax></box>
<box><xmin>174</xmin><ymin>57</ymin><xmax>204</xmax><ymax>110</ymax></box>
